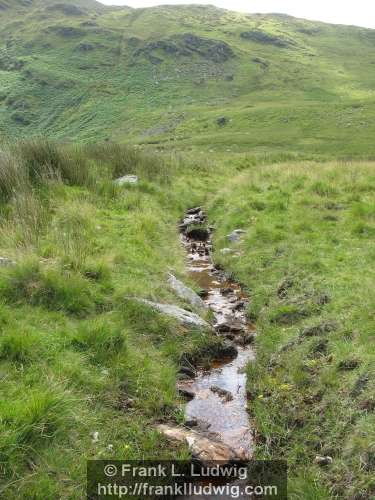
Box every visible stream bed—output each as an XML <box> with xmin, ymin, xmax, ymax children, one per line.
<box><xmin>178</xmin><ymin>207</ymin><xmax>256</xmax><ymax>461</ymax></box>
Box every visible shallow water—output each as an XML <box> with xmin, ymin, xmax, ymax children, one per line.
<box><xmin>180</xmin><ymin>227</ymin><xmax>255</xmax><ymax>460</ymax></box>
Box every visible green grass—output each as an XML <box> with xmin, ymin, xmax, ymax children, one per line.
<box><xmin>0</xmin><ymin>139</ymin><xmax>221</xmax><ymax>498</ymax></box>
<box><xmin>207</xmin><ymin>160</ymin><xmax>375</xmax><ymax>499</ymax></box>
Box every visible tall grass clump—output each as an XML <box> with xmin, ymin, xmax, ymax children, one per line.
<box><xmin>51</xmin><ymin>201</ymin><xmax>95</xmax><ymax>269</ymax></box>
<box><xmin>14</xmin><ymin>138</ymin><xmax>92</xmax><ymax>187</ymax></box>
<box><xmin>0</xmin><ymin>151</ymin><xmax>27</xmax><ymax>202</ymax></box>
<box><xmin>0</xmin><ymin>260</ymin><xmax>95</xmax><ymax>316</ymax></box>
<box><xmin>86</xmin><ymin>142</ymin><xmax>173</xmax><ymax>183</ymax></box>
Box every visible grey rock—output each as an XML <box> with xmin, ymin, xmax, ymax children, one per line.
<box><xmin>0</xmin><ymin>257</ymin><xmax>16</xmax><ymax>267</ymax></box>
<box><xmin>168</xmin><ymin>273</ymin><xmax>206</xmax><ymax>309</ymax></box>
<box><xmin>220</xmin><ymin>247</ymin><xmax>233</xmax><ymax>255</ymax></box>
<box><xmin>227</xmin><ymin>229</ymin><xmax>246</xmax><ymax>242</ymax></box>
<box><xmin>215</xmin><ymin>319</ymin><xmax>245</xmax><ymax>334</ymax></box>
<box><xmin>138</xmin><ymin>299</ymin><xmax>210</xmax><ymax>329</ymax></box>
<box><xmin>115</xmin><ymin>175</ymin><xmax>138</xmax><ymax>186</ymax></box>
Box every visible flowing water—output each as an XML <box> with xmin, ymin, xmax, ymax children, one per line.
<box><xmin>178</xmin><ymin>208</ymin><xmax>256</xmax><ymax>461</ymax></box>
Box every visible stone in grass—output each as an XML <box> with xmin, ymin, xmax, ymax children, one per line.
<box><xmin>227</xmin><ymin>229</ymin><xmax>246</xmax><ymax>243</ymax></box>
<box><xmin>314</xmin><ymin>455</ymin><xmax>333</xmax><ymax>466</ymax></box>
<box><xmin>114</xmin><ymin>175</ymin><xmax>138</xmax><ymax>186</ymax></box>
<box><xmin>0</xmin><ymin>257</ymin><xmax>16</xmax><ymax>267</ymax></box>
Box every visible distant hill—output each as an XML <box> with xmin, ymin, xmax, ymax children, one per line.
<box><xmin>1</xmin><ymin>1</ymin><xmax>375</xmax><ymax>155</ymax></box>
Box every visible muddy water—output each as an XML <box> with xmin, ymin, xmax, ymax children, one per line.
<box><xmin>179</xmin><ymin>209</ymin><xmax>255</xmax><ymax>461</ymax></box>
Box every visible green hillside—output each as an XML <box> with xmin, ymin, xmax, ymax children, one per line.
<box><xmin>1</xmin><ymin>1</ymin><xmax>375</xmax><ymax>155</ymax></box>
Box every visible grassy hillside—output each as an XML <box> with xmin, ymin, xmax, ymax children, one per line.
<box><xmin>1</xmin><ymin>2</ymin><xmax>375</xmax><ymax>155</ymax></box>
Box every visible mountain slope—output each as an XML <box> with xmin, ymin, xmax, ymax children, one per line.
<box><xmin>1</xmin><ymin>2</ymin><xmax>375</xmax><ymax>154</ymax></box>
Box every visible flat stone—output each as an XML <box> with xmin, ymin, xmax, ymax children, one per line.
<box><xmin>114</xmin><ymin>175</ymin><xmax>138</xmax><ymax>185</ymax></box>
<box><xmin>138</xmin><ymin>299</ymin><xmax>211</xmax><ymax>329</ymax></box>
<box><xmin>168</xmin><ymin>273</ymin><xmax>206</xmax><ymax>309</ymax></box>
<box><xmin>157</xmin><ymin>425</ymin><xmax>242</xmax><ymax>463</ymax></box>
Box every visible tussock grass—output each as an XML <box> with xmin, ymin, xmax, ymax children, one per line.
<box><xmin>209</xmin><ymin>161</ymin><xmax>375</xmax><ymax>498</ymax></box>
<box><xmin>85</xmin><ymin>142</ymin><xmax>174</xmax><ymax>183</ymax></box>
<box><xmin>0</xmin><ymin>138</ymin><xmax>214</xmax><ymax>497</ymax></box>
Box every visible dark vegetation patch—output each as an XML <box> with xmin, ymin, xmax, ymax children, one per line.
<box><xmin>240</xmin><ymin>30</ymin><xmax>293</xmax><ymax>48</ymax></box>
<box><xmin>135</xmin><ymin>33</ymin><xmax>235</xmax><ymax>64</ymax></box>
<box><xmin>0</xmin><ymin>53</ymin><xmax>25</xmax><ymax>71</ymax></box>
<box><xmin>46</xmin><ymin>25</ymin><xmax>85</xmax><ymax>38</ymax></box>
<box><xmin>252</xmin><ymin>57</ymin><xmax>269</xmax><ymax>68</ymax></box>
<box><xmin>74</xmin><ymin>41</ymin><xmax>104</xmax><ymax>52</ymax></box>
<box><xmin>46</xmin><ymin>3</ymin><xmax>85</xmax><ymax>16</ymax></box>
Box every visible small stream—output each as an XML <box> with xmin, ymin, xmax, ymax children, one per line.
<box><xmin>178</xmin><ymin>207</ymin><xmax>256</xmax><ymax>461</ymax></box>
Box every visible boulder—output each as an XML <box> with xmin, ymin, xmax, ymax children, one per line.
<box><xmin>157</xmin><ymin>425</ymin><xmax>241</xmax><ymax>463</ymax></box>
<box><xmin>138</xmin><ymin>299</ymin><xmax>211</xmax><ymax>329</ymax></box>
<box><xmin>115</xmin><ymin>175</ymin><xmax>138</xmax><ymax>186</ymax></box>
<box><xmin>168</xmin><ymin>273</ymin><xmax>206</xmax><ymax>309</ymax></box>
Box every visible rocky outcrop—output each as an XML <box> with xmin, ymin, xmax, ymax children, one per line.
<box><xmin>240</xmin><ymin>30</ymin><xmax>292</xmax><ymax>48</ymax></box>
<box><xmin>135</xmin><ymin>34</ymin><xmax>235</xmax><ymax>64</ymax></box>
